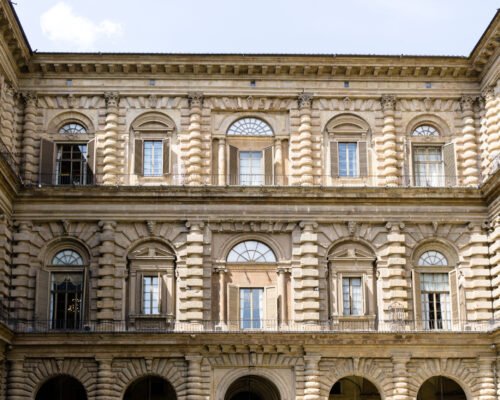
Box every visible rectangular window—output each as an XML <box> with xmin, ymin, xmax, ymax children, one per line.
<box><xmin>50</xmin><ymin>272</ymin><xmax>83</xmax><ymax>329</ymax></box>
<box><xmin>338</xmin><ymin>143</ymin><xmax>358</xmax><ymax>177</ymax></box>
<box><xmin>420</xmin><ymin>273</ymin><xmax>450</xmax><ymax>329</ymax></box>
<box><xmin>342</xmin><ymin>277</ymin><xmax>362</xmax><ymax>316</ymax></box>
<box><xmin>239</xmin><ymin>151</ymin><xmax>263</xmax><ymax>186</ymax></box>
<box><xmin>55</xmin><ymin>144</ymin><xmax>89</xmax><ymax>185</ymax></box>
<box><xmin>240</xmin><ymin>288</ymin><xmax>263</xmax><ymax>329</ymax></box>
<box><xmin>414</xmin><ymin>146</ymin><xmax>444</xmax><ymax>187</ymax></box>
<box><xmin>143</xmin><ymin>140</ymin><xmax>163</xmax><ymax>176</ymax></box>
<box><xmin>142</xmin><ymin>276</ymin><xmax>160</xmax><ymax>315</ymax></box>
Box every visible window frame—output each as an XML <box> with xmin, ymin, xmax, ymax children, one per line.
<box><xmin>54</xmin><ymin>142</ymin><xmax>92</xmax><ymax>185</ymax></box>
<box><xmin>337</xmin><ymin>141</ymin><xmax>359</xmax><ymax>178</ymax></box>
<box><xmin>142</xmin><ymin>139</ymin><xmax>164</xmax><ymax>177</ymax></box>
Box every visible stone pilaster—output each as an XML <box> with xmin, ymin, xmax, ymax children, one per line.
<box><xmin>294</xmin><ymin>222</ymin><xmax>320</xmax><ymax>326</ymax></box>
<box><xmin>381</xmin><ymin>95</ymin><xmax>399</xmax><ymax>186</ymax></box>
<box><xmin>392</xmin><ymin>353</ymin><xmax>410</xmax><ymax>400</ymax></box>
<box><xmin>11</xmin><ymin>221</ymin><xmax>32</xmax><ymax>320</ymax></box>
<box><xmin>490</xmin><ymin>216</ymin><xmax>500</xmax><ymax>320</ymax></box>
<box><xmin>21</xmin><ymin>92</ymin><xmax>38</xmax><ymax>183</ymax></box>
<box><xmin>277</xmin><ymin>266</ymin><xmax>289</xmax><ymax>327</ymax></box>
<box><xmin>103</xmin><ymin>92</ymin><xmax>120</xmax><ymax>185</ymax></box>
<box><xmin>290</xmin><ymin>93</ymin><xmax>314</xmax><ymax>186</ymax></box>
<box><xmin>483</xmin><ymin>86</ymin><xmax>500</xmax><ymax>176</ymax></box>
<box><xmin>476</xmin><ymin>356</ymin><xmax>496</xmax><ymax>400</ymax></box>
<box><xmin>218</xmin><ymin>137</ymin><xmax>226</xmax><ymax>185</ymax></box>
<box><xmin>0</xmin><ymin>84</ymin><xmax>16</xmax><ymax>153</ymax></box>
<box><xmin>178</xmin><ymin>221</ymin><xmax>205</xmax><ymax>325</ymax></box>
<box><xmin>215</xmin><ymin>266</ymin><xmax>227</xmax><ymax>328</ymax></box>
<box><xmin>186</xmin><ymin>355</ymin><xmax>204</xmax><ymax>400</ymax></box>
<box><xmin>7</xmin><ymin>359</ymin><xmax>28</xmax><ymax>400</ymax></box>
<box><xmin>303</xmin><ymin>355</ymin><xmax>321</xmax><ymax>400</ymax></box>
<box><xmin>274</xmin><ymin>138</ymin><xmax>284</xmax><ymax>185</ymax></box>
<box><xmin>96</xmin><ymin>358</ymin><xmax>114</xmax><ymax>399</ymax></box>
<box><xmin>97</xmin><ymin>220</ymin><xmax>117</xmax><ymax>321</ymax></box>
<box><xmin>460</xmin><ymin>96</ymin><xmax>480</xmax><ymax>186</ymax></box>
<box><xmin>186</xmin><ymin>93</ymin><xmax>204</xmax><ymax>186</ymax></box>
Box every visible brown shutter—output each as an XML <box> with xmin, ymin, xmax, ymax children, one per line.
<box><xmin>35</xmin><ymin>269</ymin><xmax>50</xmax><ymax>328</ymax></box>
<box><xmin>39</xmin><ymin>139</ymin><xmax>55</xmax><ymax>185</ymax></box>
<box><xmin>403</xmin><ymin>138</ymin><xmax>412</xmax><ymax>186</ymax></box>
<box><xmin>163</xmin><ymin>138</ymin><xmax>170</xmax><ymax>175</ymax></box>
<box><xmin>134</xmin><ymin>139</ymin><xmax>143</xmax><ymax>175</ymax></box>
<box><xmin>448</xmin><ymin>269</ymin><xmax>459</xmax><ymax>327</ymax></box>
<box><xmin>86</xmin><ymin>138</ymin><xmax>96</xmax><ymax>184</ymax></box>
<box><xmin>82</xmin><ymin>268</ymin><xmax>90</xmax><ymax>323</ymax></box>
<box><xmin>264</xmin><ymin>145</ymin><xmax>274</xmax><ymax>185</ymax></box>
<box><xmin>411</xmin><ymin>270</ymin><xmax>422</xmax><ymax>329</ymax></box>
<box><xmin>227</xmin><ymin>284</ymin><xmax>239</xmax><ymax>330</ymax></box>
<box><xmin>264</xmin><ymin>286</ymin><xmax>277</xmax><ymax>330</ymax></box>
<box><xmin>443</xmin><ymin>142</ymin><xmax>456</xmax><ymax>187</ymax></box>
<box><xmin>228</xmin><ymin>145</ymin><xmax>238</xmax><ymax>185</ymax></box>
<box><xmin>212</xmin><ymin>139</ymin><xmax>219</xmax><ymax>185</ymax></box>
<box><xmin>358</xmin><ymin>141</ymin><xmax>367</xmax><ymax>177</ymax></box>
<box><xmin>282</xmin><ymin>139</ymin><xmax>289</xmax><ymax>185</ymax></box>
<box><xmin>330</xmin><ymin>141</ymin><xmax>338</xmax><ymax>178</ymax></box>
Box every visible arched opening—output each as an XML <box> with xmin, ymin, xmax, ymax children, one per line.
<box><xmin>225</xmin><ymin>375</ymin><xmax>281</xmax><ymax>400</ymax></box>
<box><xmin>417</xmin><ymin>376</ymin><xmax>467</xmax><ymax>400</ymax></box>
<box><xmin>329</xmin><ymin>376</ymin><xmax>381</xmax><ymax>399</ymax></box>
<box><xmin>123</xmin><ymin>375</ymin><xmax>177</xmax><ymax>400</ymax></box>
<box><xmin>36</xmin><ymin>375</ymin><xmax>87</xmax><ymax>400</ymax></box>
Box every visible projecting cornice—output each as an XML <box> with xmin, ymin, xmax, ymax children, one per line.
<box><xmin>469</xmin><ymin>10</ymin><xmax>500</xmax><ymax>77</ymax></box>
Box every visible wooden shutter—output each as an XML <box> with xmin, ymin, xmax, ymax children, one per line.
<box><xmin>358</xmin><ymin>141</ymin><xmax>367</xmax><ymax>177</ymax></box>
<box><xmin>330</xmin><ymin>141</ymin><xmax>338</xmax><ymax>178</ymax></box>
<box><xmin>448</xmin><ymin>269</ymin><xmax>459</xmax><ymax>326</ymax></box>
<box><xmin>212</xmin><ymin>139</ymin><xmax>219</xmax><ymax>185</ymax></box>
<box><xmin>39</xmin><ymin>139</ymin><xmax>55</xmax><ymax>185</ymax></box>
<box><xmin>411</xmin><ymin>270</ymin><xmax>422</xmax><ymax>328</ymax></box>
<box><xmin>82</xmin><ymin>268</ymin><xmax>90</xmax><ymax>322</ymax></box>
<box><xmin>228</xmin><ymin>145</ymin><xmax>238</xmax><ymax>185</ymax></box>
<box><xmin>35</xmin><ymin>269</ymin><xmax>50</xmax><ymax>326</ymax></box>
<box><xmin>163</xmin><ymin>138</ymin><xmax>170</xmax><ymax>175</ymax></box>
<box><xmin>403</xmin><ymin>138</ymin><xmax>412</xmax><ymax>186</ymax></box>
<box><xmin>264</xmin><ymin>145</ymin><xmax>274</xmax><ymax>185</ymax></box>
<box><xmin>86</xmin><ymin>138</ymin><xmax>96</xmax><ymax>184</ymax></box>
<box><xmin>282</xmin><ymin>139</ymin><xmax>289</xmax><ymax>185</ymax></box>
<box><xmin>264</xmin><ymin>286</ymin><xmax>277</xmax><ymax>329</ymax></box>
<box><xmin>227</xmin><ymin>284</ymin><xmax>239</xmax><ymax>330</ymax></box>
<box><xmin>134</xmin><ymin>139</ymin><xmax>143</xmax><ymax>175</ymax></box>
<box><xmin>443</xmin><ymin>142</ymin><xmax>456</xmax><ymax>187</ymax></box>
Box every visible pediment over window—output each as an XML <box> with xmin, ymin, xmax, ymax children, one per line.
<box><xmin>128</xmin><ymin>243</ymin><xmax>175</xmax><ymax>260</ymax></box>
<box><xmin>328</xmin><ymin>242</ymin><xmax>375</xmax><ymax>261</ymax></box>
<box><xmin>131</xmin><ymin>112</ymin><xmax>176</xmax><ymax>132</ymax></box>
<box><xmin>326</xmin><ymin>114</ymin><xmax>370</xmax><ymax>135</ymax></box>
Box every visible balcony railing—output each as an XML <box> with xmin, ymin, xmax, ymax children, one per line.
<box><xmin>3</xmin><ymin>318</ymin><xmax>498</xmax><ymax>334</ymax></box>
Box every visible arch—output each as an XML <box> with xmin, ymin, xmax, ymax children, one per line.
<box><xmin>325</xmin><ymin>113</ymin><xmax>371</xmax><ymax>134</ymax></box>
<box><xmin>227</xmin><ymin>240</ymin><xmax>277</xmax><ymax>263</ymax></box>
<box><xmin>47</xmin><ymin>111</ymin><xmax>95</xmax><ymax>135</ymax></box>
<box><xmin>405</xmin><ymin>114</ymin><xmax>451</xmax><ymax>138</ymax></box>
<box><xmin>39</xmin><ymin>237</ymin><xmax>92</xmax><ymax>266</ymax></box>
<box><xmin>123</xmin><ymin>375</ymin><xmax>177</xmax><ymax>400</ymax></box>
<box><xmin>35</xmin><ymin>374</ymin><xmax>88</xmax><ymax>400</ymax></box>
<box><xmin>418</xmin><ymin>250</ymin><xmax>448</xmax><ymax>266</ymax></box>
<box><xmin>328</xmin><ymin>375</ymin><xmax>381</xmax><ymax>400</ymax></box>
<box><xmin>416</xmin><ymin>376</ymin><xmax>467</xmax><ymax>400</ymax></box>
<box><xmin>218</xmin><ymin>234</ymin><xmax>285</xmax><ymax>263</ymax></box>
<box><xmin>52</xmin><ymin>249</ymin><xmax>84</xmax><ymax>265</ymax></box>
<box><xmin>224</xmin><ymin>375</ymin><xmax>280</xmax><ymax>400</ymax></box>
<box><xmin>131</xmin><ymin>111</ymin><xmax>177</xmax><ymax>132</ymax></box>
<box><xmin>411</xmin><ymin>238</ymin><xmax>459</xmax><ymax>267</ymax></box>
<box><xmin>227</xmin><ymin>117</ymin><xmax>274</xmax><ymax>136</ymax></box>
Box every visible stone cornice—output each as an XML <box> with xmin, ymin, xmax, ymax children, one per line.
<box><xmin>0</xmin><ymin>0</ymin><xmax>31</xmax><ymax>74</ymax></box>
<box><xmin>469</xmin><ymin>10</ymin><xmax>500</xmax><ymax>77</ymax></box>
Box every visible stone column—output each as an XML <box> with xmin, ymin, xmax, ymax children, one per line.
<box><xmin>97</xmin><ymin>220</ymin><xmax>117</xmax><ymax>322</ymax></box>
<box><xmin>11</xmin><ymin>221</ymin><xmax>32</xmax><ymax>321</ymax></box>
<box><xmin>303</xmin><ymin>355</ymin><xmax>321</xmax><ymax>400</ymax></box>
<box><xmin>460</xmin><ymin>96</ymin><xmax>480</xmax><ymax>187</ymax></box>
<box><xmin>103</xmin><ymin>92</ymin><xmax>120</xmax><ymax>185</ymax></box>
<box><xmin>165</xmin><ymin>265</ymin><xmax>176</xmax><ymax>320</ymax></box>
<box><xmin>186</xmin><ymin>355</ymin><xmax>204</xmax><ymax>400</ymax></box>
<box><xmin>7</xmin><ymin>359</ymin><xmax>28</xmax><ymax>400</ymax></box>
<box><xmin>1</xmin><ymin>84</ymin><xmax>16</xmax><ymax>153</ymax></box>
<box><xmin>295</xmin><ymin>222</ymin><xmax>320</xmax><ymax>326</ymax></box>
<box><xmin>297</xmin><ymin>93</ymin><xmax>314</xmax><ymax>186</ymax></box>
<box><xmin>274</xmin><ymin>138</ymin><xmax>284</xmax><ymax>185</ymax></box>
<box><xmin>392</xmin><ymin>353</ymin><xmax>410</xmax><ymax>400</ymax></box>
<box><xmin>490</xmin><ymin>216</ymin><xmax>500</xmax><ymax>320</ymax></box>
<box><xmin>381</xmin><ymin>95</ymin><xmax>399</xmax><ymax>186</ymax></box>
<box><xmin>21</xmin><ymin>92</ymin><xmax>38</xmax><ymax>184</ymax></box>
<box><xmin>96</xmin><ymin>358</ymin><xmax>115</xmax><ymax>400</ymax></box>
<box><xmin>187</xmin><ymin>93</ymin><xmax>204</xmax><ymax>186</ymax></box>
<box><xmin>277</xmin><ymin>266</ymin><xmax>288</xmax><ymax>327</ymax></box>
<box><xmin>218</xmin><ymin>138</ymin><xmax>226</xmax><ymax>186</ymax></box>
<box><xmin>483</xmin><ymin>86</ymin><xmax>500</xmax><ymax>176</ymax></box>
<box><xmin>215</xmin><ymin>266</ymin><xmax>227</xmax><ymax>328</ymax></box>
<box><xmin>476</xmin><ymin>356</ymin><xmax>496</xmax><ymax>400</ymax></box>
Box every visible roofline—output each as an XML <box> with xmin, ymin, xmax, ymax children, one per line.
<box><xmin>7</xmin><ymin>0</ymin><xmax>32</xmax><ymax>54</ymax></box>
<box><xmin>469</xmin><ymin>8</ymin><xmax>500</xmax><ymax>58</ymax></box>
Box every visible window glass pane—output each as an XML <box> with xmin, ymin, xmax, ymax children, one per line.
<box><xmin>342</xmin><ymin>277</ymin><xmax>362</xmax><ymax>316</ymax></box>
<box><xmin>227</xmin><ymin>241</ymin><xmax>277</xmax><ymax>263</ymax></box>
<box><xmin>143</xmin><ymin>141</ymin><xmax>163</xmax><ymax>176</ymax></box>
<box><xmin>50</xmin><ymin>272</ymin><xmax>83</xmax><ymax>329</ymax></box>
<box><xmin>227</xmin><ymin>118</ymin><xmax>273</xmax><ymax>136</ymax></box>
<box><xmin>414</xmin><ymin>147</ymin><xmax>444</xmax><ymax>187</ymax></box>
<box><xmin>338</xmin><ymin>143</ymin><xmax>358</xmax><ymax>177</ymax></box>
<box><xmin>143</xmin><ymin>276</ymin><xmax>159</xmax><ymax>314</ymax></box>
<box><xmin>240</xmin><ymin>151</ymin><xmax>262</xmax><ymax>185</ymax></box>
<box><xmin>56</xmin><ymin>144</ymin><xmax>88</xmax><ymax>185</ymax></box>
<box><xmin>420</xmin><ymin>273</ymin><xmax>450</xmax><ymax>329</ymax></box>
<box><xmin>240</xmin><ymin>288</ymin><xmax>263</xmax><ymax>329</ymax></box>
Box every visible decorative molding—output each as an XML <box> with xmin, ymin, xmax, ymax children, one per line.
<box><xmin>460</xmin><ymin>95</ymin><xmax>476</xmax><ymax>112</ymax></box>
<box><xmin>298</xmin><ymin>92</ymin><xmax>313</xmax><ymax>109</ymax></box>
<box><xmin>188</xmin><ymin>92</ymin><xmax>204</xmax><ymax>108</ymax></box>
<box><xmin>381</xmin><ymin>95</ymin><xmax>396</xmax><ymax>111</ymax></box>
<box><xmin>104</xmin><ymin>91</ymin><xmax>119</xmax><ymax>108</ymax></box>
<box><xmin>209</xmin><ymin>221</ymin><xmax>296</xmax><ymax>233</ymax></box>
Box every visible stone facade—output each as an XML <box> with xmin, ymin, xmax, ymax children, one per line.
<box><xmin>0</xmin><ymin>1</ymin><xmax>499</xmax><ymax>399</ymax></box>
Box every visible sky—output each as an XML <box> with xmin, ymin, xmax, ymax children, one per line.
<box><xmin>12</xmin><ymin>0</ymin><xmax>500</xmax><ymax>55</ymax></box>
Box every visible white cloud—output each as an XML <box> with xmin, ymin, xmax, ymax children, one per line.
<box><xmin>40</xmin><ymin>2</ymin><xmax>123</xmax><ymax>51</ymax></box>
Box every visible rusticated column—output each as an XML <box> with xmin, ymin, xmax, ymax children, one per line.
<box><xmin>186</xmin><ymin>93</ymin><xmax>204</xmax><ymax>186</ymax></box>
<box><xmin>490</xmin><ymin>216</ymin><xmax>500</xmax><ymax>320</ymax></box>
<box><xmin>294</xmin><ymin>222</ymin><xmax>320</xmax><ymax>326</ymax></box>
<box><xmin>186</xmin><ymin>355</ymin><xmax>204</xmax><ymax>400</ymax></box>
<box><xmin>21</xmin><ymin>92</ymin><xmax>38</xmax><ymax>183</ymax></box>
<box><xmin>303</xmin><ymin>355</ymin><xmax>321</xmax><ymax>400</ymax></box>
<box><xmin>483</xmin><ymin>86</ymin><xmax>500</xmax><ymax>176</ymax></box>
<box><xmin>103</xmin><ymin>92</ymin><xmax>120</xmax><ymax>185</ymax></box>
<box><xmin>1</xmin><ymin>84</ymin><xmax>16</xmax><ymax>153</ymax></box>
<box><xmin>476</xmin><ymin>356</ymin><xmax>496</xmax><ymax>400</ymax></box>
<box><xmin>97</xmin><ymin>220</ymin><xmax>117</xmax><ymax>322</ymax></box>
<box><xmin>96</xmin><ymin>358</ymin><xmax>114</xmax><ymax>399</ymax></box>
<box><xmin>218</xmin><ymin>137</ymin><xmax>226</xmax><ymax>185</ymax></box>
<box><xmin>392</xmin><ymin>353</ymin><xmax>410</xmax><ymax>400</ymax></box>
<box><xmin>381</xmin><ymin>95</ymin><xmax>398</xmax><ymax>186</ymax></box>
<box><xmin>178</xmin><ymin>221</ymin><xmax>205</xmax><ymax>326</ymax></box>
<box><xmin>460</xmin><ymin>96</ymin><xmax>480</xmax><ymax>186</ymax></box>
<box><xmin>7</xmin><ymin>359</ymin><xmax>29</xmax><ymax>400</ymax></box>
<box><xmin>11</xmin><ymin>221</ymin><xmax>32</xmax><ymax>320</ymax></box>
<box><xmin>0</xmin><ymin>216</ymin><xmax>12</xmax><ymax>302</ymax></box>
<box><xmin>297</xmin><ymin>93</ymin><xmax>314</xmax><ymax>186</ymax></box>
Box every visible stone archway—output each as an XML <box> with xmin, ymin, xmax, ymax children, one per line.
<box><xmin>328</xmin><ymin>376</ymin><xmax>381</xmax><ymax>399</ymax></box>
<box><xmin>225</xmin><ymin>375</ymin><xmax>281</xmax><ymax>400</ymax></box>
<box><xmin>123</xmin><ymin>375</ymin><xmax>177</xmax><ymax>400</ymax></box>
<box><xmin>417</xmin><ymin>376</ymin><xmax>467</xmax><ymax>400</ymax></box>
<box><xmin>35</xmin><ymin>375</ymin><xmax>87</xmax><ymax>400</ymax></box>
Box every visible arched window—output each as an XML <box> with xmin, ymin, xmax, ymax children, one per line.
<box><xmin>124</xmin><ymin>376</ymin><xmax>177</xmax><ymax>400</ymax></box>
<box><xmin>412</xmin><ymin>125</ymin><xmax>439</xmax><ymax>137</ymax></box>
<box><xmin>59</xmin><ymin>123</ymin><xmax>87</xmax><ymax>134</ymax></box>
<box><xmin>418</xmin><ymin>250</ymin><xmax>448</xmax><ymax>266</ymax></box>
<box><xmin>227</xmin><ymin>118</ymin><xmax>273</xmax><ymax>136</ymax></box>
<box><xmin>52</xmin><ymin>249</ymin><xmax>84</xmax><ymax>265</ymax></box>
<box><xmin>227</xmin><ymin>240</ymin><xmax>277</xmax><ymax>263</ymax></box>
<box><xmin>36</xmin><ymin>375</ymin><xmax>87</xmax><ymax>400</ymax></box>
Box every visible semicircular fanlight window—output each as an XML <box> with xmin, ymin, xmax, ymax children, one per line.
<box><xmin>52</xmin><ymin>249</ymin><xmax>84</xmax><ymax>265</ymax></box>
<box><xmin>59</xmin><ymin>123</ymin><xmax>87</xmax><ymax>134</ymax></box>
<box><xmin>227</xmin><ymin>240</ymin><xmax>277</xmax><ymax>262</ymax></box>
<box><xmin>412</xmin><ymin>125</ymin><xmax>439</xmax><ymax>137</ymax></box>
<box><xmin>227</xmin><ymin>118</ymin><xmax>273</xmax><ymax>136</ymax></box>
<box><xmin>418</xmin><ymin>250</ymin><xmax>448</xmax><ymax>266</ymax></box>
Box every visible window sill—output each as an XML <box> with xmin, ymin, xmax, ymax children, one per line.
<box><xmin>128</xmin><ymin>314</ymin><xmax>175</xmax><ymax>330</ymax></box>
